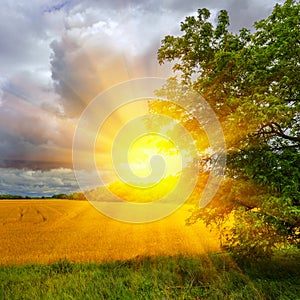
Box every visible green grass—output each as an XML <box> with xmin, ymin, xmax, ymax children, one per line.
<box><xmin>1</xmin><ymin>252</ymin><xmax>300</xmax><ymax>300</ymax></box>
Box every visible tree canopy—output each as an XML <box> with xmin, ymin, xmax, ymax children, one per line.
<box><xmin>155</xmin><ymin>0</ymin><xmax>300</xmax><ymax>259</ymax></box>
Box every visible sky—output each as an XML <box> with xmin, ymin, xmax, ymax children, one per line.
<box><xmin>0</xmin><ymin>0</ymin><xmax>285</xmax><ymax>197</ymax></box>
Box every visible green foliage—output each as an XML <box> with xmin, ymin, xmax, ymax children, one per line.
<box><xmin>0</xmin><ymin>254</ymin><xmax>299</xmax><ymax>299</ymax></box>
<box><xmin>52</xmin><ymin>193</ymin><xmax>69</xmax><ymax>199</ymax></box>
<box><xmin>157</xmin><ymin>0</ymin><xmax>300</xmax><ymax>259</ymax></box>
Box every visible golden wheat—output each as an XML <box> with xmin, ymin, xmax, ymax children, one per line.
<box><xmin>0</xmin><ymin>200</ymin><xmax>220</xmax><ymax>265</ymax></box>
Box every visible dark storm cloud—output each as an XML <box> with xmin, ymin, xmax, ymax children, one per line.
<box><xmin>0</xmin><ymin>168</ymin><xmax>79</xmax><ymax>197</ymax></box>
<box><xmin>0</xmin><ymin>167</ymin><xmax>110</xmax><ymax>197</ymax></box>
<box><xmin>0</xmin><ymin>1</ymin><xmax>67</xmax><ymax>172</ymax></box>
<box><xmin>0</xmin><ymin>87</ymin><xmax>74</xmax><ymax>171</ymax></box>
<box><xmin>223</xmin><ymin>0</ymin><xmax>285</xmax><ymax>31</ymax></box>
<box><xmin>0</xmin><ymin>160</ymin><xmax>72</xmax><ymax>170</ymax></box>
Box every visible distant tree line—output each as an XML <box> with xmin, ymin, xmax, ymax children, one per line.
<box><xmin>0</xmin><ymin>194</ymin><xmax>31</xmax><ymax>199</ymax></box>
<box><xmin>51</xmin><ymin>192</ymin><xmax>86</xmax><ymax>200</ymax></box>
<box><xmin>0</xmin><ymin>192</ymin><xmax>86</xmax><ymax>200</ymax></box>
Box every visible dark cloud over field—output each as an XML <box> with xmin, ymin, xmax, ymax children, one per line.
<box><xmin>0</xmin><ymin>0</ymin><xmax>284</xmax><ymax>195</ymax></box>
<box><xmin>0</xmin><ymin>168</ymin><xmax>105</xmax><ymax>197</ymax></box>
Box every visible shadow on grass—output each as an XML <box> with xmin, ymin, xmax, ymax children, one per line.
<box><xmin>0</xmin><ymin>251</ymin><xmax>299</xmax><ymax>299</ymax></box>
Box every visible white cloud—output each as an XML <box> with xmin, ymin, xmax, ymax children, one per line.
<box><xmin>49</xmin><ymin>4</ymin><xmax>178</xmax><ymax>117</ymax></box>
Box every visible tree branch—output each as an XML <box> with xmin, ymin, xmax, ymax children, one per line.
<box><xmin>256</xmin><ymin>122</ymin><xmax>300</xmax><ymax>143</ymax></box>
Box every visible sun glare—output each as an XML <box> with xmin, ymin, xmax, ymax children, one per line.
<box><xmin>94</xmin><ymin>100</ymin><xmax>187</xmax><ymax>188</ymax></box>
<box><xmin>127</xmin><ymin>134</ymin><xmax>181</xmax><ymax>180</ymax></box>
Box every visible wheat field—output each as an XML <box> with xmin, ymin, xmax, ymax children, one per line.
<box><xmin>0</xmin><ymin>200</ymin><xmax>220</xmax><ymax>265</ymax></box>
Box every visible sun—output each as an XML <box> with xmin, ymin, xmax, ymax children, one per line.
<box><xmin>91</xmin><ymin>102</ymin><xmax>187</xmax><ymax>203</ymax></box>
<box><xmin>94</xmin><ymin>101</ymin><xmax>186</xmax><ymax>187</ymax></box>
<box><xmin>106</xmin><ymin>133</ymin><xmax>182</xmax><ymax>203</ymax></box>
<box><xmin>127</xmin><ymin>134</ymin><xmax>181</xmax><ymax>181</ymax></box>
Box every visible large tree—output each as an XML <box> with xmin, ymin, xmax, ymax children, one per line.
<box><xmin>155</xmin><ymin>0</ymin><xmax>300</xmax><ymax>259</ymax></box>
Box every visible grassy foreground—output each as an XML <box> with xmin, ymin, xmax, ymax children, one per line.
<box><xmin>1</xmin><ymin>252</ymin><xmax>300</xmax><ymax>300</ymax></box>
